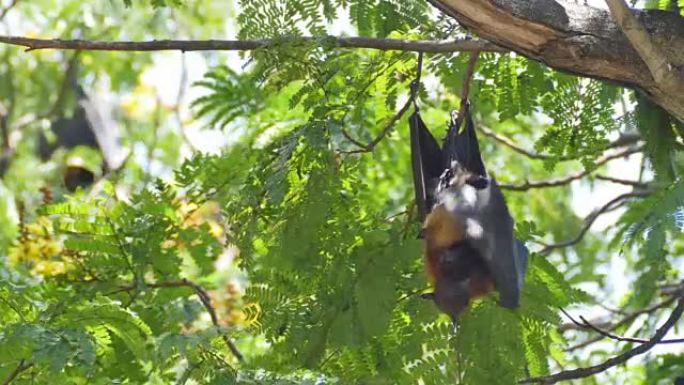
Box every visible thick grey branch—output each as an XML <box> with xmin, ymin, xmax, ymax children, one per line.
<box><xmin>432</xmin><ymin>0</ymin><xmax>684</xmax><ymax>122</ymax></box>
<box><xmin>604</xmin><ymin>0</ymin><xmax>684</xmax><ymax>89</ymax></box>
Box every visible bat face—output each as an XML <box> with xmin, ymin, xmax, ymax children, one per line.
<box><xmin>410</xmin><ymin>106</ymin><xmax>528</xmax><ymax>318</ymax></box>
<box><xmin>432</xmin><ymin>278</ymin><xmax>470</xmax><ymax>323</ymax></box>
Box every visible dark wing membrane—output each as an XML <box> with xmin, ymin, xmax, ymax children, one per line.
<box><xmin>442</xmin><ymin>102</ymin><xmax>487</xmax><ymax>177</ymax></box>
<box><xmin>410</xmin><ymin>112</ymin><xmax>444</xmax><ymax>222</ymax></box>
<box><xmin>514</xmin><ymin>239</ymin><xmax>529</xmax><ymax>291</ymax></box>
<box><xmin>466</xmin><ymin>178</ymin><xmax>526</xmax><ymax>309</ymax></box>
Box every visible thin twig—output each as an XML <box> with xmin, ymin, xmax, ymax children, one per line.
<box><xmin>1</xmin><ymin>51</ymin><xmax>81</xmax><ymax>177</ymax></box>
<box><xmin>340</xmin><ymin>127</ymin><xmax>371</xmax><ymax>150</ymax></box>
<box><xmin>539</xmin><ymin>191</ymin><xmax>649</xmax><ymax>255</ymax></box>
<box><xmin>477</xmin><ymin>127</ymin><xmax>641</xmax><ymax>162</ymax></box>
<box><xmin>564</xmin><ymin>290</ymin><xmax>682</xmax><ymax>352</ymax></box>
<box><xmin>0</xmin><ymin>0</ymin><xmax>19</xmax><ymax>22</ymax></box>
<box><xmin>477</xmin><ymin>125</ymin><xmax>556</xmax><ymax>160</ymax></box>
<box><xmin>499</xmin><ymin>146</ymin><xmax>643</xmax><ymax>191</ymax></box>
<box><xmin>560</xmin><ymin>306</ymin><xmax>684</xmax><ymax>344</ymax></box>
<box><xmin>2</xmin><ymin>360</ymin><xmax>32</xmax><ymax>385</ymax></box>
<box><xmin>14</xmin><ymin>51</ymin><xmax>81</xmax><ymax>131</ymax></box>
<box><xmin>337</xmin><ymin>55</ymin><xmax>403</xmax><ymax>150</ymax></box>
<box><xmin>174</xmin><ymin>53</ymin><xmax>199</xmax><ymax>151</ymax></box>
<box><xmin>0</xmin><ymin>35</ymin><xmax>507</xmax><ymax>54</ymax></box>
<box><xmin>455</xmin><ymin>51</ymin><xmax>479</xmax><ymax>128</ymax></box>
<box><xmin>594</xmin><ymin>174</ymin><xmax>649</xmax><ymax>188</ymax></box>
<box><xmin>341</xmin><ymin>52</ymin><xmax>423</xmax><ymax>153</ymax></box>
<box><xmin>521</xmin><ymin>297</ymin><xmax>684</xmax><ymax>384</ymax></box>
<box><xmin>577</xmin><ymin>315</ymin><xmax>684</xmax><ymax>344</ymax></box>
<box><xmin>361</xmin><ymin>96</ymin><xmax>413</xmax><ymax>151</ymax></box>
<box><xmin>119</xmin><ymin>279</ymin><xmax>244</xmax><ymax>362</ymax></box>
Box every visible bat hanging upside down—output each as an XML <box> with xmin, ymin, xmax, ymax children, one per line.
<box><xmin>410</xmin><ymin>103</ymin><xmax>528</xmax><ymax>323</ymax></box>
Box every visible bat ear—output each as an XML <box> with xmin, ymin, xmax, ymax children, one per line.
<box><xmin>465</xmin><ymin>174</ymin><xmax>489</xmax><ymax>190</ymax></box>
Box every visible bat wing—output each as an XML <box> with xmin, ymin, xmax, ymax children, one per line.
<box><xmin>442</xmin><ymin>102</ymin><xmax>487</xmax><ymax>177</ymax></box>
<box><xmin>466</xmin><ymin>178</ymin><xmax>526</xmax><ymax>308</ymax></box>
<box><xmin>410</xmin><ymin>112</ymin><xmax>444</xmax><ymax>222</ymax></box>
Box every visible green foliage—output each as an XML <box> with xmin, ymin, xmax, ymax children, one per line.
<box><xmin>536</xmin><ymin>78</ymin><xmax>614</xmax><ymax>169</ymax></box>
<box><xmin>1</xmin><ymin>1</ymin><xmax>683</xmax><ymax>385</ymax></box>
<box><xmin>0</xmin><ymin>178</ymin><xmax>237</xmax><ymax>383</ymax></box>
<box><xmin>238</xmin><ymin>0</ymin><xmax>429</xmax><ymax>39</ymax></box>
<box><xmin>635</xmin><ymin>95</ymin><xmax>680</xmax><ymax>182</ymax></box>
<box><xmin>192</xmin><ymin>66</ymin><xmax>267</xmax><ymax>130</ymax></box>
<box><xmin>645</xmin><ymin>354</ymin><xmax>684</xmax><ymax>385</ymax></box>
<box><xmin>616</xmin><ymin>178</ymin><xmax>684</xmax><ymax>306</ymax></box>
<box><xmin>122</xmin><ymin>0</ymin><xmax>183</xmax><ymax>7</ymax></box>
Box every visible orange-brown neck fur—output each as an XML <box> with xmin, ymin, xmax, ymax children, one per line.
<box><xmin>421</xmin><ymin>205</ymin><xmax>495</xmax><ymax>318</ymax></box>
<box><xmin>422</xmin><ymin>205</ymin><xmax>464</xmax><ymax>283</ymax></box>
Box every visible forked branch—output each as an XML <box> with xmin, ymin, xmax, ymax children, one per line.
<box><xmin>521</xmin><ymin>297</ymin><xmax>684</xmax><ymax>384</ymax></box>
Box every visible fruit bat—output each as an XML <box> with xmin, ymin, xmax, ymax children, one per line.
<box><xmin>410</xmin><ymin>103</ymin><xmax>528</xmax><ymax>322</ymax></box>
<box><xmin>39</xmin><ymin>68</ymin><xmax>125</xmax><ymax>192</ymax></box>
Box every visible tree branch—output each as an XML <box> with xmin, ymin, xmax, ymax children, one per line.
<box><xmin>0</xmin><ymin>0</ymin><xmax>19</xmax><ymax>22</ymax></box>
<box><xmin>521</xmin><ymin>297</ymin><xmax>684</xmax><ymax>384</ymax></box>
<box><xmin>499</xmin><ymin>146</ymin><xmax>643</xmax><ymax>191</ymax></box>
<box><xmin>577</xmin><ymin>314</ymin><xmax>684</xmax><ymax>344</ymax></box>
<box><xmin>0</xmin><ymin>35</ymin><xmax>506</xmax><ymax>54</ymax></box>
<box><xmin>120</xmin><ymin>279</ymin><xmax>244</xmax><ymax>363</ymax></box>
<box><xmin>538</xmin><ymin>191</ymin><xmax>649</xmax><ymax>255</ymax></box>
<box><xmin>2</xmin><ymin>360</ymin><xmax>32</xmax><ymax>385</ymax></box>
<box><xmin>594</xmin><ymin>174</ymin><xmax>649</xmax><ymax>188</ymax></box>
<box><xmin>432</xmin><ymin>0</ymin><xmax>684</xmax><ymax>122</ymax></box>
<box><xmin>476</xmin><ymin>127</ymin><xmax>641</xmax><ymax>161</ymax></box>
<box><xmin>341</xmin><ymin>52</ymin><xmax>423</xmax><ymax>153</ymax></box>
<box><xmin>477</xmin><ymin>125</ymin><xmax>567</xmax><ymax>160</ymax></box>
<box><xmin>560</xmin><ymin>305</ymin><xmax>684</xmax><ymax>344</ymax></box>
<box><xmin>455</xmin><ymin>51</ymin><xmax>480</xmax><ymax>126</ymax></box>
<box><xmin>563</xmin><ymin>289</ymin><xmax>682</xmax><ymax>352</ymax></box>
<box><xmin>604</xmin><ymin>0</ymin><xmax>684</xmax><ymax>89</ymax></box>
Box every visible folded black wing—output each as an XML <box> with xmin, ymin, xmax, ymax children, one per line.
<box><xmin>465</xmin><ymin>178</ymin><xmax>528</xmax><ymax>308</ymax></box>
<box><xmin>409</xmin><ymin>112</ymin><xmax>444</xmax><ymax>222</ymax></box>
<box><xmin>442</xmin><ymin>102</ymin><xmax>487</xmax><ymax>178</ymax></box>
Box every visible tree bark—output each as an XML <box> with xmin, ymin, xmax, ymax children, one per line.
<box><xmin>431</xmin><ymin>0</ymin><xmax>684</xmax><ymax>122</ymax></box>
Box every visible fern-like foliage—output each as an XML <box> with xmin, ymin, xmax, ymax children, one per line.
<box><xmin>238</xmin><ymin>0</ymin><xmax>429</xmax><ymax>39</ymax></box>
<box><xmin>615</xmin><ymin>178</ymin><xmax>684</xmax><ymax>306</ymax></box>
<box><xmin>8</xmin><ymin>1</ymin><xmax>677</xmax><ymax>384</ymax></box>
<box><xmin>536</xmin><ymin>78</ymin><xmax>614</xmax><ymax>169</ymax></box>
<box><xmin>0</xmin><ymin>178</ymin><xmax>245</xmax><ymax>383</ymax></box>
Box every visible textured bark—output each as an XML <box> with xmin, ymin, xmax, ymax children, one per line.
<box><xmin>432</xmin><ymin>0</ymin><xmax>684</xmax><ymax>122</ymax></box>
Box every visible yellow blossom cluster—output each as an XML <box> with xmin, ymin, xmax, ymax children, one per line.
<box><xmin>9</xmin><ymin>217</ymin><xmax>71</xmax><ymax>277</ymax></box>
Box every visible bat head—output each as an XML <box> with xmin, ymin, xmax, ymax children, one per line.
<box><xmin>422</xmin><ymin>278</ymin><xmax>470</xmax><ymax>322</ymax></box>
